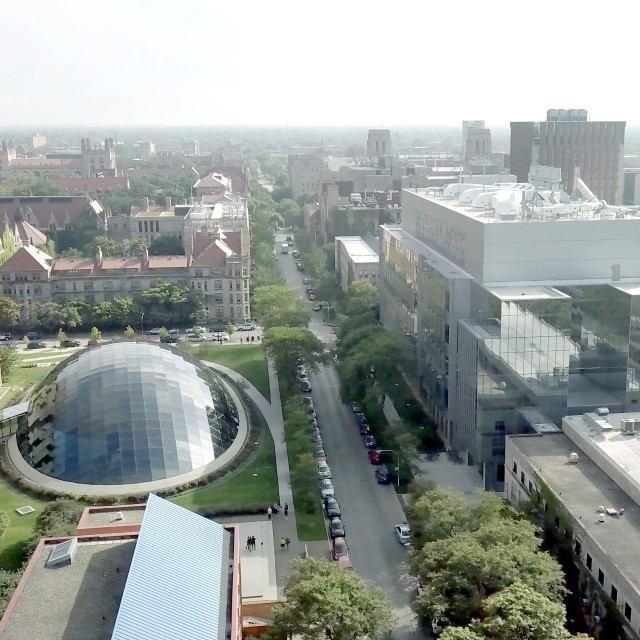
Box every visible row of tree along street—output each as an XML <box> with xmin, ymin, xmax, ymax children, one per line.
<box><xmin>0</xmin><ymin>281</ymin><xmax>205</xmax><ymax>333</ymax></box>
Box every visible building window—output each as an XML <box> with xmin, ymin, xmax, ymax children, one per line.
<box><xmin>1</xmin><ymin>274</ymin><xmax>9</xmax><ymax>282</ymax></box>
<box><xmin>138</xmin><ymin>221</ymin><xmax>143</xmax><ymax>232</ymax></box>
<box><xmin>229</xmin><ymin>294</ymin><xmax>233</xmax><ymax>303</ymax></box>
<box><xmin>215</xmin><ymin>306</ymin><xmax>224</xmax><ymax>316</ymax></box>
<box><xmin>64</xmin><ymin>222</ymin><xmax>72</xmax><ymax>230</ymax></box>
<box><xmin>49</xmin><ymin>223</ymin><xmax>56</xmax><ymax>230</ymax></box>
<box><xmin>83</xmin><ymin>282</ymin><xmax>94</xmax><ymax>291</ymax></box>
<box><xmin>611</xmin><ymin>585</ymin><xmax>617</xmax><ymax>602</ymax></box>
<box><xmin>586</xmin><ymin>554</ymin><xmax>592</xmax><ymax>570</ymax></box>
<box><xmin>495</xmin><ymin>421</ymin><xmax>505</xmax><ymax>432</ymax></box>
<box><xmin>214</xmin><ymin>280</ymin><xmax>222</xmax><ymax>290</ymax></box>
<box><xmin>31</xmin><ymin>273</ymin><xmax>41</xmax><ymax>281</ymax></box>
<box><xmin>520</xmin><ymin>471</ymin><xmax>525</xmax><ymax>485</ymax></box>
<box><xmin>574</xmin><ymin>540</ymin><xmax>581</xmax><ymax>556</ymax></box>
<box><xmin>3</xmin><ymin>287</ymin><xmax>11</xmax><ymax>295</ymax></box>
<box><xmin>104</xmin><ymin>281</ymin><xmax>113</xmax><ymax>291</ymax></box>
<box><xmin>598</xmin><ymin>569</ymin><xmax>604</xmax><ymax>585</ymax></box>
<box><xmin>512</xmin><ymin>461</ymin><xmax>517</xmax><ymax>474</ymax></box>
<box><xmin>625</xmin><ymin>603</ymin><xmax>631</xmax><ymax>622</ymax></box>
<box><xmin>237</xmin><ymin>306</ymin><xmax>242</xmax><ymax>317</ymax></box>
<box><xmin>528</xmin><ymin>481</ymin><xmax>533</xmax><ymax>492</ymax></box>
<box><xmin>214</xmin><ymin>293</ymin><xmax>223</xmax><ymax>302</ymax></box>
<box><xmin>195</xmin><ymin>270</ymin><xmax>203</xmax><ymax>277</ymax></box>
<box><xmin>144</xmin><ymin>221</ymin><xmax>148</xmax><ymax>232</ymax></box>
<box><xmin>155</xmin><ymin>221</ymin><xmax>159</xmax><ymax>232</ymax></box>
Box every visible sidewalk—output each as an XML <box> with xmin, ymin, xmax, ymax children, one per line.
<box><xmin>204</xmin><ymin>360</ymin><xmax>316</xmax><ymax>595</ymax></box>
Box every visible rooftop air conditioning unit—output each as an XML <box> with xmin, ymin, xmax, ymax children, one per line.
<box><xmin>597</xmin><ymin>407</ymin><xmax>610</xmax><ymax>417</ymax></box>
<box><xmin>621</xmin><ymin>419</ymin><xmax>636</xmax><ymax>434</ymax></box>
<box><xmin>569</xmin><ymin>452</ymin><xmax>579</xmax><ymax>464</ymax></box>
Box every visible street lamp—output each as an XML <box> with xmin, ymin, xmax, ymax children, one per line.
<box><xmin>141</xmin><ymin>312</ymin><xmax>145</xmax><ymax>335</ymax></box>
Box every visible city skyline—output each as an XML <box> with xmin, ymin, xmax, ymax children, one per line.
<box><xmin>2</xmin><ymin>0</ymin><xmax>636</xmax><ymax>127</ymax></box>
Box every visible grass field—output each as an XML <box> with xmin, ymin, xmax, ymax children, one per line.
<box><xmin>0</xmin><ymin>478</ymin><xmax>45</xmax><ymax>570</ymax></box>
<box><xmin>182</xmin><ymin>344</ymin><xmax>270</xmax><ymax>401</ymax></box>
<box><xmin>0</xmin><ymin>349</ymin><xmax>72</xmax><ymax>410</ymax></box>
<box><xmin>172</xmin><ymin>426</ymin><xmax>278</xmax><ymax>513</ymax></box>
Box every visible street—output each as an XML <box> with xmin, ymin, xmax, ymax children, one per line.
<box><xmin>276</xmin><ymin>233</ymin><xmax>423</xmax><ymax>640</ymax></box>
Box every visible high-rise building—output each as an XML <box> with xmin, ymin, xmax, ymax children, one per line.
<box><xmin>510</xmin><ymin>111</ymin><xmax>625</xmax><ymax>204</ymax></box>
<box><xmin>380</xmin><ymin>183</ymin><xmax>640</xmax><ymax>490</ymax></box>
<box><xmin>287</xmin><ymin>155</ymin><xmax>327</xmax><ymax>199</ymax></box>
<box><xmin>462</xmin><ymin>121</ymin><xmax>492</xmax><ymax>164</ymax></box>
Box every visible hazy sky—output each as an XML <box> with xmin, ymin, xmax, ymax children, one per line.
<box><xmin>3</xmin><ymin>0</ymin><xmax>635</xmax><ymax>127</ymax></box>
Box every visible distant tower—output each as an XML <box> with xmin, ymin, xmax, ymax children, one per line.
<box><xmin>462</xmin><ymin>121</ymin><xmax>492</xmax><ymax>164</ymax></box>
<box><xmin>0</xmin><ymin>140</ymin><xmax>17</xmax><ymax>171</ymax></box>
<box><xmin>81</xmin><ymin>137</ymin><xmax>117</xmax><ymax>177</ymax></box>
<box><xmin>366</xmin><ymin>130</ymin><xmax>392</xmax><ymax>158</ymax></box>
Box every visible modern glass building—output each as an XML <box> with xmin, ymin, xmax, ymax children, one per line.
<box><xmin>16</xmin><ymin>342</ymin><xmax>239</xmax><ymax>485</ymax></box>
<box><xmin>381</xmin><ymin>185</ymin><xmax>640</xmax><ymax>489</ymax></box>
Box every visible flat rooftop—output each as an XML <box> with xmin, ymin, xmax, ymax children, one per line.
<box><xmin>2</xmin><ymin>538</ymin><xmax>135</xmax><ymax>640</ymax></box>
<box><xmin>509</xmin><ymin>433</ymin><xmax>640</xmax><ymax>592</ymax></box>
<box><xmin>336</xmin><ymin>236</ymin><xmax>379</xmax><ymax>263</ymax></box>
<box><xmin>406</xmin><ymin>187</ymin><xmax>640</xmax><ymax>225</ymax></box>
<box><xmin>84</xmin><ymin>507</ymin><xmax>145</xmax><ymax>529</ymax></box>
<box><xmin>486</xmin><ymin>284</ymin><xmax>572</xmax><ymax>302</ymax></box>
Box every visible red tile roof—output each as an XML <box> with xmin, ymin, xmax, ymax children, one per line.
<box><xmin>192</xmin><ymin>237</ymin><xmax>212</xmax><ymax>257</ymax></box>
<box><xmin>100</xmin><ymin>257</ymin><xmax>142</xmax><ymax>271</ymax></box>
<box><xmin>0</xmin><ymin>245</ymin><xmax>51</xmax><ymax>272</ymax></box>
<box><xmin>217</xmin><ymin>166</ymin><xmax>248</xmax><ymax>194</ymax></box>
<box><xmin>52</xmin><ymin>258</ymin><xmax>95</xmax><ymax>273</ymax></box>
<box><xmin>191</xmin><ymin>231</ymin><xmax>241</xmax><ymax>268</ymax></box>
<box><xmin>49</xmin><ymin>176</ymin><xmax>130</xmax><ymax>194</ymax></box>
<box><xmin>0</xmin><ymin>196</ymin><xmax>103</xmax><ymax>231</ymax></box>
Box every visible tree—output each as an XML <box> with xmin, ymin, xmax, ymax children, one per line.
<box><xmin>31</xmin><ymin>499</ymin><xmax>82</xmax><ymax>539</ymax></box>
<box><xmin>57</xmin><ymin>247</ymin><xmax>83</xmax><ymax>258</ymax></box>
<box><xmin>441</xmin><ymin>629</ymin><xmax>484</xmax><ymax>640</ymax></box>
<box><xmin>148</xmin><ymin>235</ymin><xmax>185</xmax><ymax>256</ymax></box>
<box><xmin>252</xmin><ymin>285</ymin><xmax>311</xmax><ymax>330</ymax></box>
<box><xmin>128</xmin><ymin>238</ymin><xmax>148</xmax><ymax>256</ymax></box>
<box><xmin>263</xmin><ymin>327</ymin><xmax>327</xmax><ymax>393</ymax></box>
<box><xmin>225</xmin><ymin>321</ymin><xmax>236</xmax><ymax>337</ymax></box>
<box><xmin>35</xmin><ymin>302</ymin><xmax>82</xmax><ymax>332</ymax></box>
<box><xmin>270</xmin><ymin>557</ymin><xmax>393</xmax><ymax>640</ymax></box>
<box><xmin>467</xmin><ymin>580</ymin><xmax>587</xmax><ymax>640</ymax></box>
<box><xmin>0</xmin><ymin>175</ymin><xmax>62</xmax><ymax>197</ymax></box>
<box><xmin>339</xmin><ymin>330</ymin><xmax>407</xmax><ymax>402</ymax></box>
<box><xmin>271</xmin><ymin>186</ymin><xmax>293</xmax><ymax>202</ymax></box>
<box><xmin>159</xmin><ymin>327</ymin><xmax>169</xmax><ymax>338</ymax></box>
<box><xmin>141</xmin><ymin>281</ymin><xmax>204</xmax><ymax>325</ymax></box>
<box><xmin>57</xmin><ymin>328</ymin><xmax>67</xmax><ymax>348</ymax></box>
<box><xmin>124</xmin><ymin>325</ymin><xmax>136</xmax><ymax>339</ymax></box>
<box><xmin>0</xmin><ymin>346</ymin><xmax>18</xmax><ymax>380</ymax></box>
<box><xmin>0</xmin><ymin>568</ymin><xmax>21</xmax><ymax>617</ymax></box>
<box><xmin>90</xmin><ymin>326</ymin><xmax>102</xmax><ymax>342</ymax></box>
<box><xmin>83</xmin><ymin>235</ymin><xmax>124</xmax><ymax>258</ymax></box>
<box><xmin>276</xmin><ymin>198</ymin><xmax>303</xmax><ymax>228</ymax></box>
<box><xmin>93</xmin><ymin>296</ymin><xmax>139</xmax><ymax>328</ymax></box>
<box><xmin>0</xmin><ymin>299</ymin><xmax>20</xmax><ymax>330</ymax></box>
<box><xmin>345</xmin><ymin>281</ymin><xmax>377</xmax><ymax>316</ymax></box>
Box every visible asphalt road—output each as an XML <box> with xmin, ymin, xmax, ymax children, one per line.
<box><xmin>276</xmin><ymin>233</ymin><xmax>424</xmax><ymax>640</ymax></box>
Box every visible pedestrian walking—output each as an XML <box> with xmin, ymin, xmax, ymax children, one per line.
<box><xmin>240</xmin><ymin>337</ymin><xmax>243</xmax><ymax>344</ymax></box>
<box><xmin>267</xmin><ymin>506</ymin><xmax>272</xmax><ymax>520</ymax></box>
<box><xmin>246</xmin><ymin>536</ymin><xmax>252</xmax><ymax>551</ymax></box>
<box><xmin>285</xmin><ymin>537</ymin><xmax>291</xmax><ymax>550</ymax></box>
<box><xmin>250</xmin><ymin>536</ymin><xmax>256</xmax><ymax>550</ymax></box>
<box><xmin>273</xmin><ymin>502</ymin><xmax>280</xmax><ymax>516</ymax></box>
<box><xmin>284</xmin><ymin>503</ymin><xmax>289</xmax><ymax>518</ymax></box>
<box><xmin>280</xmin><ymin>536</ymin><xmax>286</xmax><ymax>550</ymax></box>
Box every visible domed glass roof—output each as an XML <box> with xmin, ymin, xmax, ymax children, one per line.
<box><xmin>17</xmin><ymin>342</ymin><xmax>239</xmax><ymax>485</ymax></box>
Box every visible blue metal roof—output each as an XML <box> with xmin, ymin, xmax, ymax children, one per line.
<box><xmin>111</xmin><ymin>493</ymin><xmax>228</xmax><ymax>640</ymax></box>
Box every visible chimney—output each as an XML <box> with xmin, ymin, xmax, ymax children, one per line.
<box><xmin>95</xmin><ymin>246</ymin><xmax>103</xmax><ymax>266</ymax></box>
<box><xmin>165</xmin><ymin>196</ymin><xmax>172</xmax><ymax>208</ymax></box>
<box><xmin>141</xmin><ymin>245</ymin><xmax>149</xmax><ymax>267</ymax></box>
<box><xmin>142</xmin><ymin>197</ymin><xmax>149</xmax><ymax>211</ymax></box>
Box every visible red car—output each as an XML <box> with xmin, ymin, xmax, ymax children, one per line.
<box><xmin>332</xmin><ymin>537</ymin><xmax>349</xmax><ymax>561</ymax></box>
<box><xmin>368</xmin><ymin>449</ymin><xmax>382</xmax><ymax>465</ymax></box>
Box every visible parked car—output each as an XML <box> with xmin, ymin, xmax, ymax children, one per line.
<box><xmin>302</xmin><ymin>277</ymin><xmax>311</xmax><ymax>284</ymax></box>
<box><xmin>308</xmin><ymin>294</ymin><xmax>316</xmax><ymax>301</ymax></box>
<box><xmin>375</xmin><ymin>465</ymin><xmax>392</xmax><ymax>484</ymax></box>
<box><xmin>211</xmin><ymin>332</ymin><xmax>230</xmax><ymax>342</ymax></box>
<box><xmin>26</xmin><ymin>341</ymin><xmax>47</xmax><ymax>349</ymax></box>
<box><xmin>300</xmin><ymin>379</ymin><xmax>312</xmax><ymax>392</ymax></box>
<box><xmin>312</xmin><ymin>303</ymin><xmax>321</xmax><ymax>311</ymax></box>
<box><xmin>394</xmin><ymin>523</ymin><xmax>411</xmax><ymax>546</ymax></box>
<box><xmin>302</xmin><ymin>396</ymin><xmax>314</xmax><ymax>409</ymax></box>
<box><xmin>307</xmin><ymin>416</ymin><xmax>319</xmax><ymax>429</ymax></box>
<box><xmin>431</xmin><ymin>615</ymin><xmax>450</xmax><ymax>636</ymax></box>
<box><xmin>146</xmin><ymin>328</ymin><xmax>164</xmax><ymax>335</ymax></box>
<box><xmin>351</xmin><ymin>403</ymin><xmax>363</xmax><ymax>413</ymax></box>
<box><xmin>354</xmin><ymin>412</ymin><xmax>367</xmax><ymax>424</ymax></box>
<box><xmin>160</xmin><ymin>335</ymin><xmax>179</xmax><ymax>344</ymax></box>
<box><xmin>332</xmin><ymin>536</ymin><xmax>349</xmax><ymax>561</ymax></box>
<box><xmin>359</xmin><ymin>423</ymin><xmax>371</xmax><ymax>436</ymax></box>
<box><xmin>296</xmin><ymin>366</ymin><xmax>307</xmax><ymax>379</ymax></box>
<box><xmin>1</xmin><ymin>333</ymin><xmax>12</xmax><ymax>342</ymax></box>
<box><xmin>314</xmin><ymin>449</ymin><xmax>327</xmax><ymax>463</ymax></box>
<box><xmin>368</xmin><ymin>449</ymin><xmax>382</xmax><ymax>465</ymax></box>
<box><xmin>24</xmin><ymin>331</ymin><xmax>41</xmax><ymax>340</ymax></box>
<box><xmin>61</xmin><ymin>339</ymin><xmax>81</xmax><ymax>348</ymax></box>
<box><xmin>320</xmin><ymin>479</ymin><xmax>335</xmax><ymax>499</ymax></box>
<box><xmin>186</xmin><ymin>334</ymin><xmax>206</xmax><ymax>342</ymax></box>
<box><xmin>324</xmin><ymin>497</ymin><xmax>341</xmax><ymax>518</ymax></box>
<box><xmin>237</xmin><ymin>323</ymin><xmax>256</xmax><ymax>331</ymax></box>
<box><xmin>186</xmin><ymin>326</ymin><xmax>207</xmax><ymax>334</ymax></box>
<box><xmin>364</xmin><ymin>435</ymin><xmax>377</xmax><ymax>449</ymax></box>
<box><xmin>305</xmin><ymin>287</ymin><xmax>314</xmax><ymax>295</ymax></box>
<box><xmin>316</xmin><ymin>461</ymin><xmax>331</xmax><ymax>479</ymax></box>
<box><xmin>168</xmin><ymin>328</ymin><xmax>180</xmax><ymax>335</ymax></box>
<box><xmin>311</xmin><ymin>434</ymin><xmax>323</xmax><ymax>448</ymax></box>
<box><xmin>330</xmin><ymin>517</ymin><xmax>346</xmax><ymax>539</ymax></box>
<box><xmin>292</xmin><ymin>250</ymin><xmax>300</xmax><ymax>258</ymax></box>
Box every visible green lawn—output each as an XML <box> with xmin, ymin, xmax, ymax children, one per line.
<box><xmin>0</xmin><ymin>477</ymin><xmax>45</xmax><ymax>570</ymax></box>
<box><xmin>172</xmin><ymin>427</ymin><xmax>278</xmax><ymax>513</ymax></box>
<box><xmin>182</xmin><ymin>344</ymin><xmax>270</xmax><ymax>401</ymax></box>
<box><xmin>0</xmin><ymin>351</ymin><xmax>72</xmax><ymax>410</ymax></box>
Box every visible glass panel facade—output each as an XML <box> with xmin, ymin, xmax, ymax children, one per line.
<box><xmin>17</xmin><ymin>343</ymin><xmax>239</xmax><ymax>485</ymax></box>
